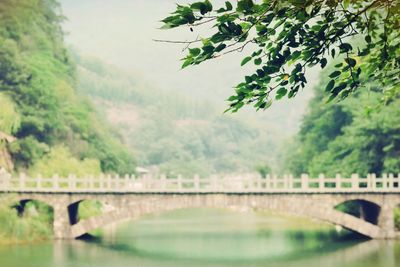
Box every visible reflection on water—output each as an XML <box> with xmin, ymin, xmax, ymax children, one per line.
<box><xmin>0</xmin><ymin>208</ymin><xmax>399</xmax><ymax>267</ymax></box>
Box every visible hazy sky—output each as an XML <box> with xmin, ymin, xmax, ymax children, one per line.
<box><xmin>60</xmin><ymin>0</ymin><xmax>317</xmax><ymax>126</ymax></box>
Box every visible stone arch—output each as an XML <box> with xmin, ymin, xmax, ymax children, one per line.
<box><xmin>71</xmin><ymin>194</ymin><xmax>383</xmax><ymax>239</ymax></box>
<box><xmin>11</xmin><ymin>196</ymin><xmax>54</xmax><ymax>217</ymax></box>
<box><xmin>334</xmin><ymin>199</ymin><xmax>381</xmax><ymax>225</ymax></box>
<box><xmin>67</xmin><ymin>198</ymin><xmax>105</xmax><ymax>226</ymax></box>
<box><xmin>8</xmin><ymin>198</ymin><xmax>55</xmax><ymax>236</ymax></box>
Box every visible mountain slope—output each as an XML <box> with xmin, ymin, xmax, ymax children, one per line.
<box><xmin>0</xmin><ymin>0</ymin><xmax>135</xmax><ymax>176</ymax></box>
<box><xmin>75</xmin><ymin>54</ymin><xmax>284</xmax><ymax>176</ymax></box>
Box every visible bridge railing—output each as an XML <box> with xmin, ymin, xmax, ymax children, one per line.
<box><xmin>0</xmin><ymin>171</ymin><xmax>399</xmax><ymax>193</ymax></box>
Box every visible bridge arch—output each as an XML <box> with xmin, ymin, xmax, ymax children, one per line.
<box><xmin>334</xmin><ymin>199</ymin><xmax>381</xmax><ymax>225</ymax></box>
<box><xmin>71</xmin><ymin>194</ymin><xmax>382</xmax><ymax>239</ymax></box>
<box><xmin>10</xmin><ymin>196</ymin><xmax>54</xmax><ymax>218</ymax></box>
<box><xmin>67</xmin><ymin>199</ymin><xmax>105</xmax><ymax>225</ymax></box>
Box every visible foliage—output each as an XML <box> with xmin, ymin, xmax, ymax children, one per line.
<box><xmin>29</xmin><ymin>145</ymin><xmax>101</xmax><ymax>178</ymax></box>
<box><xmin>255</xmin><ymin>163</ymin><xmax>271</xmax><ymax>178</ymax></box>
<box><xmin>0</xmin><ymin>0</ymin><xmax>136</xmax><ymax>174</ymax></box>
<box><xmin>162</xmin><ymin>0</ymin><xmax>400</xmax><ymax>112</ymax></box>
<box><xmin>0</xmin><ymin>93</ymin><xmax>20</xmax><ymax>135</ymax></box>
<box><xmin>286</xmin><ymin>63</ymin><xmax>400</xmax><ymax>177</ymax></box>
<box><xmin>78</xmin><ymin>200</ymin><xmax>102</xmax><ymax>220</ymax></box>
<box><xmin>0</xmin><ymin>196</ymin><xmax>52</xmax><ymax>244</ymax></box>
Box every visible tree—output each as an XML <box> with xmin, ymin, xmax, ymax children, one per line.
<box><xmin>160</xmin><ymin>0</ymin><xmax>400</xmax><ymax>112</ymax></box>
<box><xmin>286</xmin><ymin>62</ymin><xmax>400</xmax><ymax>177</ymax></box>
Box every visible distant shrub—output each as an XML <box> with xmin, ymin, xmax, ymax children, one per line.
<box><xmin>29</xmin><ymin>145</ymin><xmax>101</xmax><ymax>177</ymax></box>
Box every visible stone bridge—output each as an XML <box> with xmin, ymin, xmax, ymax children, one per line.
<box><xmin>0</xmin><ymin>172</ymin><xmax>400</xmax><ymax>239</ymax></box>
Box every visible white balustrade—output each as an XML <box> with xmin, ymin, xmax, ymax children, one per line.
<box><xmin>0</xmin><ymin>171</ymin><xmax>399</xmax><ymax>193</ymax></box>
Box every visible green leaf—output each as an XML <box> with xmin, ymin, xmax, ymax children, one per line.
<box><xmin>202</xmin><ymin>45</ymin><xmax>214</xmax><ymax>54</ymax></box>
<box><xmin>320</xmin><ymin>58</ymin><xmax>327</xmax><ymax>68</ymax></box>
<box><xmin>325</xmin><ymin>79</ymin><xmax>335</xmax><ymax>92</ymax></box>
<box><xmin>204</xmin><ymin>0</ymin><xmax>213</xmax><ymax>12</ymax></box>
<box><xmin>189</xmin><ymin>48</ymin><xmax>201</xmax><ymax>56</ymax></box>
<box><xmin>237</xmin><ymin>0</ymin><xmax>254</xmax><ymax>12</ymax></box>
<box><xmin>215</xmin><ymin>43</ymin><xmax>226</xmax><ymax>52</ymax></box>
<box><xmin>241</xmin><ymin>56</ymin><xmax>252</xmax><ymax>66</ymax></box>
<box><xmin>227</xmin><ymin>95</ymin><xmax>237</xmax><ymax>101</ymax></box>
<box><xmin>275</xmin><ymin>88</ymin><xmax>287</xmax><ymax>100</ymax></box>
<box><xmin>339</xmin><ymin>43</ymin><xmax>353</xmax><ymax>52</ymax></box>
<box><xmin>225</xmin><ymin>1</ymin><xmax>233</xmax><ymax>11</ymax></box>
<box><xmin>254</xmin><ymin>58</ymin><xmax>262</xmax><ymax>65</ymax></box>
<box><xmin>329</xmin><ymin>70</ymin><xmax>341</xmax><ymax>78</ymax></box>
<box><xmin>345</xmin><ymin>57</ymin><xmax>357</xmax><ymax>67</ymax></box>
<box><xmin>291</xmin><ymin>51</ymin><xmax>301</xmax><ymax>61</ymax></box>
<box><xmin>182</xmin><ymin>59</ymin><xmax>192</xmax><ymax>69</ymax></box>
<box><xmin>190</xmin><ymin>2</ymin><xmax>205</xmax><ymax>10</ymax></box>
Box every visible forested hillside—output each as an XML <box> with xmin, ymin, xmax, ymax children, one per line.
<box><xmin>74</xmin><ymin>54</ymin><xmax>286</xmax><ymax>177</ymax></box>
<box><xmin>287</xmin><ymin>64</ymin><xmax>400</xmax><ymax>177</ymax></box>
<box><xmin>0</xmin><ymin>0</ymin><xmax>135</xmax><ymax>176</ymax></box>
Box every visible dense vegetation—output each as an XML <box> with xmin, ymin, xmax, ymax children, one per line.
<box><xmin>286</xmin><ymin>65</ymin><xmax>400</xmax><ymax>177</ymax></box>
<box><xmin>283</xmin><ymin>51</ymin><xmax>400</xmax><ymax>229</ymax></box>
<box><xmin>0</xmin><ymin>0</ymin><xmax>135</xmax><ymax>243</ymax></box>
<box><xmin>161</xmin><ymin>0</ymin><xmax>399</xmax><ymax>111</ymax></box>
<box><xmin>0</xmin><ymin>0</ymin><xmax>135</xmax><ymax>176</ymax></box>
<box><xmin>75</xmin><ymin>54</ymin><xmax>282</xmax><ymax>177</ymax></box>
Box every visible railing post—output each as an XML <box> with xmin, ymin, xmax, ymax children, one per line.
<box><xmin>318</xmin><ymin>174</ymin><xmax>325</xmax><ymax>191</ymax></box>
<box><xmin>283</xmin><ymin>175</ymin><xmax>288</xmax><ymax>190</ymax></box>
<box><xmin>211</xmin><ymin>175</ymin><xmax>217</xmax><ymax>191</ymax></box>
<box><xmin>122</xmin><ymin>174</ymin><xmax>129</xmax><ymax>190</ymax></box>
<box><xmin>0</xmin><ymin>169</ymin><xmax>10</xmax><ymax>190</ymax></box>
<box><xmin>382</xmin><ymin>173</ymin><xmax>388</xmax><ymax>189</ymax></box>
<box><xmin>335</xmin><ymin>174</ymin><xmax>341</xmax><ymax>189</ymax></box>
<box><xmin>19</xmin><ymin>173</ymin><xmax>26</xmax><ymax>189</ymax></box>
<box><xmin>388</xmin><ymin>173</ymin><xmax>394</xmax><ymax>190</ymax></box>
<box><xmin>351</xmin><ymin>173</ymin><xmax>359</xmax><ymax>190</ymax></box>
<box><xmin>301</xmin><ymin>174</ymin><xmax>308</xmax><ymax>190</ymax></box>
<box><xmin>288</xmin><ymin>174</ymin><xmax>294</xmax><ymax>190</ymax></box>
<box><xmin>37</xmin><ymin>174</ymin><xmax>42</xmax><ymax>190</ymax></box>
<box><xmin>371</xmin><ymin>173</ymin><xmax>377</xmax><ymax>190</ymax></box>
<box><xmin>272</xmin><ymin>175</ymin><xmax>278</xmax><ymax>189</ymax></box>
<box><xmin>69</xmin><ymin>174</ymin><xmax>77</xmax><ymax>190</ymax></box>
<box><xmin>266</xmin><ymin>174</ymin><xmax>271</xmax><ymax>189</ymax></box>
<box><xmin>160</xmin><ymin>174</ymin><xmax>166</xmax><ymax>191</ymax></box>
<box><xmin>177</xmin><ymin>175</ymin><xmax>182</xmax><ymax>191</ymax></box>
<box><xmin>366</xmin><ymin>173</ymin><xmax>371</xmax><ymax>189</ymax></box>
<box><xmin>53</xmin><ymin>174</ymin><xmax>59</xmax><ymax>190</ymax></box>
<box><xmin>194</xmin><ymin>174</ymin><xmax>200</xmax><ymax>191</ymax></box>
<box><xmin>106</xmin><ymin>175</ymin><xmax>111</xmax><ymax>189</ymax></box>
<box><xmin>257</xmin><ymin>175</ymin><xmax>263</xmax><ymax>190</ymax></box>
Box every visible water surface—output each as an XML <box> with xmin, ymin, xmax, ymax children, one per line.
<box><xmin>1</xmin><ymin>208</ymin><xmax>399</xmax><ymax>267</ymax></box>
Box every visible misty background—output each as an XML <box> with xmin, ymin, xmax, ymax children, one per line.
<box><xmin>60</xmin><ymin>0</ymin><xmax>318</xmax><ymax>175</ymax></box>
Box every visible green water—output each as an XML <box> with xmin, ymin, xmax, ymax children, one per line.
<box><xmin>1</xmin><ymin>208</ymin><xmax>399</xmax><ymax>267</ymax></box>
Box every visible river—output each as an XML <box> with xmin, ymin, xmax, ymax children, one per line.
<box><xmin>0</xmin><ymin>208</ymin><xmax>399</xmax><ymax>267</ymax></box>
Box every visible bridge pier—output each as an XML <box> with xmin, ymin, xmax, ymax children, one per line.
<box><xmin>53</xmin><ymin>204</ymin><xmax>72</xmax><ymax>239</ymax></box>
<box><xmin>378</xmin><ymin>202</ymin><xmax>396</xmax><ymax>239</ymax></box>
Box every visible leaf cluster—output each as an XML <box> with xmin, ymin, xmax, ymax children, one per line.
<box><xmin>161</xmin><ymin>0</ymin><xmax>400</xmax><ymax>111</ymax></box>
